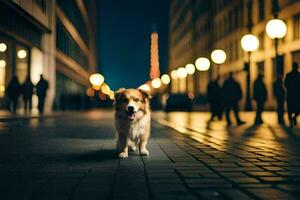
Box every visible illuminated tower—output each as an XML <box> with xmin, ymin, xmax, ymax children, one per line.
<box><xmin>150</xmin><ymin>31</ymin><xmax>160</xmax><ymax>80</ymax></box>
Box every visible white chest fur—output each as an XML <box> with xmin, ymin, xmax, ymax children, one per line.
<box><xmin>128</xmin><ymin>114</ymin><xmax>149</xmax><ymax>141</ymax></box>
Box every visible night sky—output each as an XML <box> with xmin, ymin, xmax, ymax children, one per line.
<box><xmin>96</xmin><ymin>0</ymin><xmax>169</xmax><ymax>90</ymax></box>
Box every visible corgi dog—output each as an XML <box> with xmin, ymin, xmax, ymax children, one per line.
<box><xmin>114</xmin><ymin>88</ymin><xmax>151</xmax><ymax>158</ymax></box>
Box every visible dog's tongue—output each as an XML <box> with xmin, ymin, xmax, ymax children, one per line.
<box><xmin>128</xmin><ymin>113</ymin><xmax>136</xmax><ymax>121</ymax></box>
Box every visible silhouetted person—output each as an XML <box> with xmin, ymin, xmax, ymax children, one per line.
<box><xmin>207</xmin><ymin>76</ymin><xmax>223</xmax><ymax>121</ymax></box>
<box><xmin>222</xmin><ymin>73</ymin><xmax>245</xmax><ymax>126</ymax></box>
<box><xmin>284</xmin><ymin>62</ymin><xmax>300</xmax><ymax>127</ymax></box>
<box><xmin>273</xmin><ymin>75</ymin><xmax>285</xmax><ymax>125</ymax></box>
<box><xmin>253</xmin><ymin>74</ymin><xmax>267</xmax><ymax>124</ymax></box>
<box><xmin>21</xmin><ymin>75</ymin><xmax>34</xmax><ymax>114</ymax></box>
<box><xmin>36</xmin><ymin>75</ymin><xmax>49</xmax><ymax>114</ymax></box>
<box><xmin>6</xmin><ymin>76</ymin><xmax>21</xmax><ymax>114</ymax></box>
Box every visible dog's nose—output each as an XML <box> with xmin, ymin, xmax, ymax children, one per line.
<box><xmin>127</xmin><ymin>106</ymin><xmax>134</xmax><ymax>112</ymax></box>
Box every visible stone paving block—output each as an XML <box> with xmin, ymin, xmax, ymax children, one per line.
<box><xmin>31</xmin><ymin>193</ymin><xmax>70</xmax><ymax>200</ymax></box>
<box><xmin>263</xmin><ymin>166</ymin><xmax>286</xmax><ymax>171</ymax></box>
<box><xmin>246</xmin><ymin>171</ymin><xmax>276</xmax><ymax>177</ymax></box>
<box><xmin>228</xmin><ymin>177</ymin><xmax>260</xmax><ymax>184</ymax></box>
<box><xmin>246</xmin><ymin>188</ymin><xmax>298</xmax><ymax>199</ymax></box>
<box><xmin>219</xmin><ymin>172</ymin><xmax>249</xmax><ymax>178</ymax></box>
<box><xmin>238</xmin><ymin>183</ymin><xmax>272</xmax><ymax>188</ymax></box>
<box><xmin>71</xmin><ymin>190</ymin><xmax>109</xmax><ymax>200</ymax></box>
<box><xmin>259</xmin><ymin>176</ymin><xmax>286</xmax><ymax>182</ymax></box>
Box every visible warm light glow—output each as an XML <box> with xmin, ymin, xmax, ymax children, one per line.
<box><xmin>185</xmin><ymin>64</ymin><xmax>195</xmax><ymax>75</ymax></box>
<box><xmin>92</xmin><ymin>85</ymin><xmax>101</xmax><ymax>91</ymax></box>
<box><xmin>151</xmin><ymin>78</ymin><xmax>162</xmax><ymax>89</ymax></box>
<box><xmin>86</xmin><ymin>87</ymin><xmax>95</xmax><ymax>97</ymax></box>
<box><xmin>138</xmin><ymin>84</ymin><xmax>151</xmax><ymax>92</ymax></box>
<box><xmin>177</xmin><ymin>67</ymin><xmax>187</xmax><ymax>78</ymax></box>
<box><xmin>195</xmin><ymin>57</ymin><xmax>210</xmax><ymax>71</ymax></box>
<box><xmin>108</xmin><ymin>91</ymin><xmax>115</xmax><ymax>100</ymax></box>
<box><xmin>0</xmin><ymin>60</ymin><xmax>6</xmax><ymax>68</ymax></box>
<box><xmin>170</xmin><ymin>70</ymin><xmax>178</xmax><ymax>79</ymax></box>
<box><xmin>161</xmin><ymin>74</ymin><xmax>170</xmax><ymax>84</ymax></box>
<box><xmin>211</xmin><ymin>49</ymin><xmax>226</xmax><ymax>64</ymax></box>
<box><xmin>17</xmin><ymin>49</ymin><xmax>27</xmax><ymax>59</ymax></box>
<box><xmin>89</xmin><ymin>73</ymin><xmax>104</xmax><ymax>86</ymax></box>
<box><xmin>0</xmin><ymin>43</ymin><xmax>7</xmax><ymax>52</ymax></box>
<box><xmin>101</xmin><ymin>84</ymin><xmax>110</xmax><ymax>94</ymax></box>
<box><xmin>266</xmin><ymin>19</ymin><xmax>287</xmax><ymax>39</ymax></box>
<box><xmin>241</xmin><ymin>34</ymin><xmax>259</xmax><ymax>52</ymax></box>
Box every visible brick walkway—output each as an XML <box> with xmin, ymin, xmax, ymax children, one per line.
<box><xmin>0</xmin><ymin>110</ymin><xmax>299</xmax><ymax>199</ymax></box>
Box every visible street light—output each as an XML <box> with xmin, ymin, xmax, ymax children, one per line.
<box><xmin>151</xmin><ymin>78</ymin><xmax>162</xmax><ymax>89</ymax></box>
<box><xmin>211</xmin><ymin>49</ymin><xmax>226</xmax><ymax>75</ymax></box>
<box><xmin>176</xmin><ymin>67</ymin><xmax>187</xmax><ymax>78</ymax></box>
<box><xmin>266</xmin><ymin>19</ymin><xmax>287</xmax><ymax>39</ymax></box>
<box><xmin>161</xmin><ymin>74</ymin><xmax>170</xmax><ymax>85</ymax></box>
<box><xmin>89</xmin><ymin>73</ymin><xmax>104</xmax><ymax>86</ymax></box>
<box><xmin>139</xmin><ymin>84</ymin><xmax>151</xmax><ymax>92</ymax></box>
<box><xmin>170</xmin><ymin>70</ymin><xmax>178</xmax><ymax>79</ymax></box>
<box><xmin>185</xmin><ymin>64</ymin><xmax>195</xmax><ymax>75</ymax></box>
<box><xmin>241</xmin><ymin>33</ymin><xmax>259</xmax><ymax>111</ymax></box>
<box><xmin>195</xmin><ymin>57</ymin><xmax>210</xmax><ymax>71</ymax></box>
<box><xmin>266</xmin><ymin>18</ymin><xmax>287</xmax><ymax>76</ymax></box>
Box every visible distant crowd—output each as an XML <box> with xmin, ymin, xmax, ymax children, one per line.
<box><xmin>6</xmin><ymin>74</ymin><xmax>49</xmax><ymax>114</ymax></box>
<box><xmin>206</xmin><ymin>62</ymin><xmax>300</xmax><ymax>128</ymax></box>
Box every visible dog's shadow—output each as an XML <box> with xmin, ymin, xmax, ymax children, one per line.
<box><xmin>69</xmin><ymin>149</ymin><xmax>118</xmax><ymax>163</ymax></box>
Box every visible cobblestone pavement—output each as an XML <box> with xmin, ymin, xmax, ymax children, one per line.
<box><xmin>0</xmin><ymin>110</ymin><xmax>300</xmax><ymax>200</ymax></box>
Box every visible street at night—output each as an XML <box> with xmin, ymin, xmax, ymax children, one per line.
<box><xmin>0</xmin><ymin>111</ymin><xmax>300</xmax><ymax>199</ymax></box>
<box><xmin>1</xmin><ymin>0</ymin><xmax>300</xmax><ymax>199</ymax></box>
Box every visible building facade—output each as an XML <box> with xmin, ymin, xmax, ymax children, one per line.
<box><xmin>169</xmin><ymin>0</ymin><xmax>300</xmax><ymax>109</ymax></box>
<box><xmin>0</xmin><ymin>0</ymin><xmax>97</xmax><ymax>113</ymax></box>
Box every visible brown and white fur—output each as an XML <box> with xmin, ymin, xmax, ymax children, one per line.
<box><xmin>114</xmin><ymin>88</ymin><xmax>151</xmax><ymax>158</ymax></box>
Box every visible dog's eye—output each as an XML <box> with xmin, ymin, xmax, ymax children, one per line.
<box><xmin>122</xmin><ymin>98</ymin><xmax>128</xmax><ymax>102</ymax></box>
<box><xmin>134</xmin><ymin>98</ymin><xmax>140</xmax><ymax>102</ymax></box>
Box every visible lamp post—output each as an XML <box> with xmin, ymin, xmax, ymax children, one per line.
<box><xmin>266</xmin><ymin>19</ymin><xmax>287</xmax><ymax>76</ymax></box>
<box><xmin>211</xmin><ymin>49</ymin><xmax>226</xmax><ymax>76</ymax></box>
<box><xmin>170</xmin><ymin>70</ymin><xmax>178</xmax><ymax>93</ymax></box>
<box><xmin>241</xmin><ymin>34</ymin><xmax>259</xmax><ymax>111</ymax></box>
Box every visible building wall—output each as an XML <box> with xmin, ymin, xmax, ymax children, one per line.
<box><xmin>169</xmin><ymin>0</ymin><xmax>300</xmax><ymax>109</ymax></box>
<box><xmin>54</xmin><ymin>0</ymin><xmax>97</xmax><ymax>111</ymax></box>
<box><xmin>0</xmin><ymin>0</ymin><xmax>55</xmax><ymax>113</ymax></box>
<box><xmin>0</xmin><ymin>0</ymin><xmax>97</xmax><ymax>112</ymax></box>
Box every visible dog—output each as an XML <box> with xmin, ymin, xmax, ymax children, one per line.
<box><xmin>114</xmin><ymin>88</ymin><xmax>151</xmax><ymax>158</ymax></box>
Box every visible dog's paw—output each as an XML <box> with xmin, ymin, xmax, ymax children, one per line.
<box><xmin>129</xmin><ymin>145</ymin><xmax>136</xmax><ymax>152</ymax></box>
<box><xmin>119</xmin><ymin>152</ymin><xmax>128</xmax><ymax>159</ymax></box>
<box><xmin>140</xmin><ymin>148</ymin><xmax>149</xmax><ymax>156</ymax></box>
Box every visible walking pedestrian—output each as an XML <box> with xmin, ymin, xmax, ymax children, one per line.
<box><xmin>253</xmin><ymin>73</ymin><xmax>267</xmax><ymax>124</ymax></box>
<box><xmin>206</xmin><ymin>76</ymin><xmax>223</xmax><ymax>121</ymax></box>
<box><xmin>284</xmin><ymin>62</ymin><xmax>300</xmax><ymax>127</ymax></box>
<box><xmin>273</xmin><ymin>74</ymin><xmax>285</xmax><ymax>125</ymax></box>
<box><xmin>222</xmin><ymin>72</ymin><xmax>245</xmax><ymax>126</ymax></box>
<box><xmin>6</xmin><ymin>76</ymin><xmax>21</xmax><ymax>114</ymax></box>
<box><xmin>36</xmin><ymin>74</ymin><xmax>49</xmax><ymax>114</ymax></box>
<box><xmin>21</xmin><ymin>75</ymin><xmax>34</xmax><ymax>114</ymax></box>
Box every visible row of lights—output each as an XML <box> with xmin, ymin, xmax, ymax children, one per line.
<box><xmin>88</xmin><ymin>73</ymin><xmax>115</xmax><ymax>100</ymax></box>
<box><xmin>141</xmin><ymin>49</ymin><xmax>226</xmax><ymax>91</ymax></box>
<box><xmin>143</xmin><ymin>18</ymin><xmax>287</xmax><ymax>93</ymax></box>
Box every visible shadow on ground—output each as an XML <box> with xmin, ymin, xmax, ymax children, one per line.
<box><xmin>68</xmin><ymin>149</ymin><xmax>119</xmax><ymax>162</ymax></box>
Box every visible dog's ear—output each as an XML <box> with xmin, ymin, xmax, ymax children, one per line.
<box><xmin>138</xmin><ymin>89</ymin><xmax>152</xmax><ymax>99</ymax></box>
<box><xmin>114</xmin><ymin>88</ymin><xmax>125</xmax><ymax>100</ymax></box>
